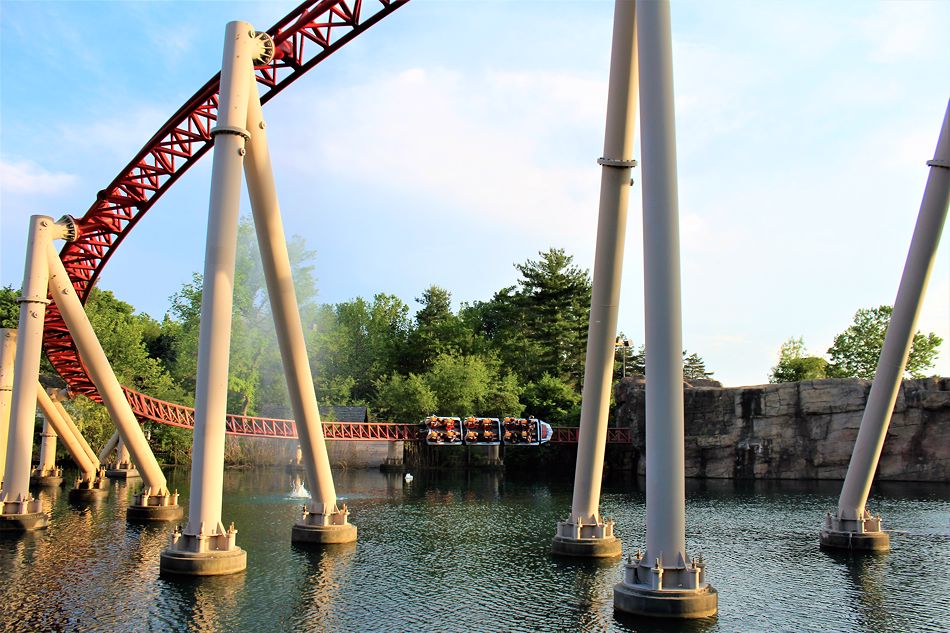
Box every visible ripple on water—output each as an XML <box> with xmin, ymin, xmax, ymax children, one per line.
<box><xmin>0</xmin><ymin>470</ymin><xmax>947</xmax><ymax>632</ymax></box>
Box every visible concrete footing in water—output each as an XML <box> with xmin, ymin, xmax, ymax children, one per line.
<box><xmin>291</xmin><ymin>505</ymin><xmax>357</xmax><ymax>545</ymax></box>
<box><xmin>127</xmin><ymin>490</ymin><xmax>183</xmax><ymax>523</ymax></box>
<box><xmin>613</xmin><ymin>554</ymin><xmax>718</xmax><ymax>619</ymax></box>
<box><xmin>30</xmin><ymin>473</ymin><xmax>64</xmax><ymax>488</ymax></box>
<box><xmin>614</xmin><ymin>582</ymin><xmax>718</xmax><ymax>619</ymax></box>
<box><xmin>0</xmin><ymin>496</ymin><xmax>48</xmax><ymax>532</ymax></box>
<box><xmin>160</xmin><ymin>524</ymin><xmax>247</xmax><ymax>576</ymax></box>
<box><xmin>551</xmin><ymin>517</ymin><xmax>622</xmax><ymax>558</ymax></box>
<box><xmin>160</xmin><ymin>547</ymin><xmax>247</xmax><ymax>576</ymax></box>
<box><xmin>292</xmin><ymin>522</ymin><xmax>358</xmax><ymax>545</ymax></box>
<box><xmin>820</xmin><ymin>512</ymin><xmax>890</xmax><ymax>552</ymax></box>
<box><xmin>105</xmin><ymin>465</ymin><xmax>140</xmax><ymax>480</ymax></box>
<box><xmin>551</xmin><ymin>534</ymin><xmax>623</xmax><ymax>558</ymax></box>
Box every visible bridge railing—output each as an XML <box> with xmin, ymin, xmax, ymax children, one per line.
<box><xmin>123</xmin><ymin>386</ymin><xmax>633</xmax><ymax>443</ymax></box>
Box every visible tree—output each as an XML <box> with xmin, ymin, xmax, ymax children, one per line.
<box><xmin>515</xmin><ymin>249</ymin><xmax>591</xmax><ymax>384</ymax></box>
<box><xmin>373</xmin><ymin>372</ymin><xmax>436</xmax><ymax>422</ymax></box>
<box><xmin>521</xmin><ymin>372</ymin><xmax>581</xmax><ymax>425</ymax></box>
<box><xmin>0</xmin><ymin>285</ymin><xmax>18</xmax><ymax>328</ymax></box>
<box><xmin>769</xmin><ymin>337</ymin><xmax>829</xmax><ymax>383</ymax></box>
<box><xmin>827</xmin><ymin>305</ymin><xmax>942</xmax><ymax>379</ymax></box>
<box><xmin>404</xmin><ymin>285</ymin><xmax>472</xmax><ymax>373</ymax></box>
<box><xmin>683</xmin><ymin>350</ymin><xmax>715</xmax><ymax>380</ymax></box>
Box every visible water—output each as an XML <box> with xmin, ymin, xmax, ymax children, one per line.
<box><xmin>1</xmin><ymin>469</ymin><xmax>948</xmax><ymax>632</ymax></box>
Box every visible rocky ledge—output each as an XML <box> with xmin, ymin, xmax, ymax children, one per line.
<box><xmin>615</xmin><ymin>376</ymin><xmax>949</xmax><ymax>482</ymax></box>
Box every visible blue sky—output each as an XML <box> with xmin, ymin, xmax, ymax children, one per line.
<box><xmin>1</xmin><ymin>0</ymin><xmax>948</xmax><ymax>387</ymax></box>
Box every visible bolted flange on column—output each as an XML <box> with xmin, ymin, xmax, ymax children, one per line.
<box><xmin>551</xmin><ymin>514</ymin><xmax>622</xmax><ymax>558</ymax></box>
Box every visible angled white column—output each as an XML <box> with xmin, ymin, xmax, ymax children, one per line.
<box><xmin>46</xmin><ymin>233</ymin><xmax>179</xmax><ymax>519</ymax></box>
<box><xmin>46</xmin><ymin>242</ymin><xmax>167</xmax><ymax>493</ymax></box>
<box><xmin>0</xmin><ymin>215</ymin><xmax>65</xmax><ymax>531</ymax></box>
<box><xmin>0</xmin><ymin>329</ymin><xmax>16</xmax><ymax>489</ymax></box>
<box><xmin>35</xmin><ymin>385</ymin><xmax>109</xmax><ymax>502</ymax></box>
<box><xmin>552</xmin><ymin>0</ymin><xmax>637</xmax><ymax>559</ymax></box>
<box><xmin>49</xmin><ymin>390</ymin><xmax>98</xmax><ymax>469</ymax></box>
<box><xmin>244</xmin><ymin>89</ymin><xmax>356</xmax><ymax>544</ymax></box>
<box><xmin>614</xmin><ymin>0</ymin><xmax>717</xmax><ymax>619</ymax></box>
<box><xmin>98</xmin><ymin>429</ymin><xmax>120</xmax><ymax>464</ymax></box>
<box><xmin>821</xmin><ymin>102</ymin><xmax>950</xmax><ymax>552</ymax></box>
<box><xmin>37</xmin><ymin>387</ymin><xmax>98</xmax><ymax>478</ymax></box>
<box><xmin>161</xmin><ymin>20</ymin><xmax>271</xmax><ymax>576</ymax></box>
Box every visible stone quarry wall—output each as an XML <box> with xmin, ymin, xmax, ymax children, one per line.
<box><xmin>615</xmin><ymin>376</ymin><xmax>950</xmax><ymax>482</ymax></box>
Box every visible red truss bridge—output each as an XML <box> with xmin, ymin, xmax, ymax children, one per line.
<box><xmin>36</xmin><ymin>0</ymin><xmax>632</xmax><ymax>446</ymax></box>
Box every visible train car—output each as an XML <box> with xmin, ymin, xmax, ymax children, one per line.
<box><xmin>461</xmin><ymin>417</ymin><xmax>501</xmax><ymax>445</ymax></box>
<box><xmin>502</xmin><ymin>417</ymin><xmax>553</xmax><ymax>446</ymax></box>
<box><xmin>421</xmin><ymin>416</ymin><xmax>462</xmax><ymax>445</ymax></box>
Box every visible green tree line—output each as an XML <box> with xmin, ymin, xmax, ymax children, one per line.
<box><xmin>769</xmin><ymin>305</ymin><xmax>942</xmax><ymax>383</ymax></box>
<box><xmin>1</xmin><ymin>218</ymin><xmax>720</xmax><ymax>461</ymax></box>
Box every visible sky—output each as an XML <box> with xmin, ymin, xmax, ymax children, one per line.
<box><xmin>1</xmin><ymin>0</ymin><xmax>948</xmax><ymax>388</ymax></box>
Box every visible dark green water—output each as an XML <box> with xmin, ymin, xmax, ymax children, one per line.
<box><xmin>1</xmin><ymin>468</ymin><xmax>947</xmax><ymax>632</ymax></box>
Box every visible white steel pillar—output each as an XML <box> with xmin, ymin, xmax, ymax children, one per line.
<box><xmin>36</xmin><ymin>387</ymin><xmax>98</xmax><ymax>477</ymax></box>
<box><xmin>821</xmin><ymin>102</ymin><xmax>950</xmax><ymax>552</ymax></box>
<box><xmin>35</xmin><ymin>385</ymin><xmax>108</xmax><ymax>502</ymax></box>
<box><xmin>98</xmin><ymin>429</ymin><xmax>120</xmax><ymax>465</ymax></box>
<box><xmin>46</xmin><ymin>241</ymin><xmax>177</xmax><ymax>521</ymax></box>
<box><xmin>0</xmin><ymin>215</ymin><xmax>64</xmax><ymax>531</ymax></box>
<box><xmin>552</xmin><ymin>0</ymin><xmax>636</xmax><ymax>559</ymax></box>
<box><xmin>161</xmin><ymin>21</ymin><xmax>270</xmax><ymax>576</ymax></box>
<box><xmin>106</xmin><ymin>436</ymin><xmax>140</xmax><ymax>480</ymax></box>
<box><xmin>0</xmin><ymin>329</ymin><xmax>16</xmax><ymax>489</ymax></box>
<box><xmin>32</xmin><ymin>415</ymin><xmax>61</xmax><ymax>478</ymax></box>
<box><xmin>614</xmin><ymin>1</ymin><xmax>717</xmax><ymax>618</ymax></box>
<box><xmin>49</xmin><ymin>389</ymin><xmax>98</xmax><ymax>469</ymax></box>
<box><xmin>244</xmin><ymin>90</ymin><xmax>356</xmax><ymax>544</ymax></box>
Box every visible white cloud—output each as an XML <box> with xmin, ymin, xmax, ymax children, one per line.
<box><xmin>0</xmin><ymin>158</ymin><xmax>77</xmax><ymax>195</ymax></box>
<box><xmin>272</xmin><ymin>66</ymin><xmax>606</xmax><ymax>240</ymax></box>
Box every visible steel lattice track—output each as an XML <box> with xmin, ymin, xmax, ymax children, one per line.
<box><xmin>40</xmin><ymin>0</ymin><xmax>409</xmax><ymax>436</ymax></box>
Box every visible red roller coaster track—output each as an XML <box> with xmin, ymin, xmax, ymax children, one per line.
<box><xmin>36</xmin><ymin>0</ymin><xmax>631</xmax><ymax>446</ymax></box>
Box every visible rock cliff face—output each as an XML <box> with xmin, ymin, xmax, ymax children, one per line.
<box><xmin>615</xmin><ymin>376</ymin><xmax>950</xmax><ymax>481</ymax></box>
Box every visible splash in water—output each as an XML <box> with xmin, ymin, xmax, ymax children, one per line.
<box><xmin>289</xmin><ymin>479</ymin><xmax>310</xmax><ymax>499</ymax></box>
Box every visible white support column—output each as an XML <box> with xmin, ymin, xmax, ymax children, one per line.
<box><xmin>614</xmin><ymin>1</ymin><xmax>717</xmax><ymax>618</ymax></box>
<box><xmin>161</xmin><ymin>21</ymin><xmax>270</xmax><ymax>576</ymax></box>
<box><xmin>821</xmin><ymin>102</ymin><xmax>950</xmax><ymax>552</ymax></box>
<box><xmin>34</xmin><ymin>415</ymin><xmax>60</xmax><ymax>475</ymax></box>
<box><xmin>49</xmin><ymin>392</ymin><xmax>97</xmax><ymax>468</ymax></box>
<box><xmin>36</xmin><ymin>386</ymin><xmax>97</xmax><ymax>478</ymax></box>
<box><xmin>552</xmin><ymin>0</ymin><xmax>636</xmax><ymax>560</ymax></box>
<box><xmin>106</xmin><ymin>436</ymin><xmax>140</xmax><ymax>480</ymax></box>
<box><xmin>98</xmin><ymin>430</ymin><xmax>119</xmax><ymax>465</ymax></box>
<box><xmin>35</xmin><ymin>384</ymin><xmax>109</xmax><ymax>502</ymax></box>
<box><xmin>46</xmin><ymin>241</ymin><xmax>166</xmax><ymax>495</ymax></box>
<box><xmin>0</xmin><ymin>329</ymin><xmax>16</xmax><ymax>489</ymax></box>
<box><xmin>0</xmin><ymin>215</ymin><xmax>64</xmax><ymax>531</ymax></box>
<box><xmin>244</xmin><ymin>89</ymin><xmax>355</xmax><ymax>544</ymax></box>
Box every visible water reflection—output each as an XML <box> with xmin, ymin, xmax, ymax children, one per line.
<box><xmin>156</xmin><ymin>572</ymin><xmax>246</xmax><ymax>632</ymax></box>
<box><xmin>290</xmin><ymin>543</ymin><xmax>357</xmax><ymax>630</ymax></box>
<box><xmin>0</xmin><ymin>468</ymin><xmax>947</xmax><ymax>632</ymax></box>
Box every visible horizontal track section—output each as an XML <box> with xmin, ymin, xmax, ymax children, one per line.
<box><xmin>43</xmin><ymin>0</ymin><xmax>410</xmax><ymax>401</ymax></box>
<box><xmin>124</xmin><ymin>386</ymin><xmax>632</xmax><ymax>443</ymax></box>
